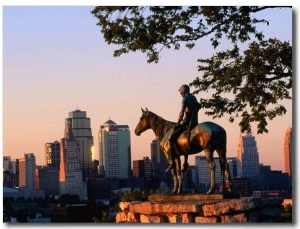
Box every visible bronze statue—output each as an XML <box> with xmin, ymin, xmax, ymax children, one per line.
<box><xmin>165</xmin><ymin>84</ymin><xmax>200</xmax><ymax>173</ymax></box>
<box><xmin>135</xmin><ymin>108</ymin><xmax>231</xmax><ymax>195</ymax></box>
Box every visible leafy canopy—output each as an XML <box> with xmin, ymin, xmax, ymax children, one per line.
<box><xmin>91</xmin><ymin>6</ymin><xmax>292</xmax><ymax>134</ymax></box>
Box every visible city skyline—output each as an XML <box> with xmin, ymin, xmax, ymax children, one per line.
<box><xmin>2</xmin><ymin>5</ymin><xmax>293</xmax><ymax>171</ymax></box>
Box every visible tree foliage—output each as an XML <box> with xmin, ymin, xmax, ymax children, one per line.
<box><xmin>91</xmin><ymin>6</ymin><xmax>292</xmax><ymax>134</ymax></box>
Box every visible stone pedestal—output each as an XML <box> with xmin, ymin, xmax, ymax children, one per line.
<box><xmin>116</xmin><ymin>195</ymin><xmax>284</xmax><ymax>223</ymax></box>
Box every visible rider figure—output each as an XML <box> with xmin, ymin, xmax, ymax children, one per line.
<box><xmin>165</xmin><ymin>84</ymin><xmax>200</xmax><ymax>172</ymax></box>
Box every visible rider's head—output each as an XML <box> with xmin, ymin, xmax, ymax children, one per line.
<box><xmin>178</xmin><ymin>84</ymin><xmax>190</xmax><ymax>97</ymax></box>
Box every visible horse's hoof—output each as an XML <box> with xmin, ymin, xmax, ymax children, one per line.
<box><xmin>206</xmin><ymin>189</ymin><xmax>214</xmax><ymax>195</ymax></box>
<box><xmin>181</xmin><ymin>163</ymin><xmax>189</xmax><ymax>172</ymax></box>
<box><xmin>171</xmin><ymin>190</ymin><xmax>177</xmax><ymax>194</ymax></box>
<box><xmin>165</xmin><ymin>163</ymin><xmax>175</xmax><ymax>172</ymax></box>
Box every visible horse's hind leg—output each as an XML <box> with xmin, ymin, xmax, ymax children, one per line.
<box><xmin>225</xmin><ymin>161</ymin><xmax>232</xmax><ymax>192</ymax></box>
<box><xmin>181</xmin><ymin>155</ymin><xmax>189</xmax><ymax>172</ymax></box>
<box><xmin>205</xmin><ymin>150</ymin><xmax>215</xmax><ymax>195</ymax></box>
<box><xmin>217</xmin><ymin>148</ymin><xmax>232</xmax><ymax>193</ymax></box>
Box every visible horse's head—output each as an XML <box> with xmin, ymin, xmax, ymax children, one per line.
<box><xmin>135</xmin><ymin>108</ymin><xmax>152</xmax><ymax>136</ymax></box>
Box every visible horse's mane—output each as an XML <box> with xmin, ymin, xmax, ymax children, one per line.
<box><xmin>146</xmin><ymin>111</ymin><xmax>176</xmax><ymax>140</ymax></box>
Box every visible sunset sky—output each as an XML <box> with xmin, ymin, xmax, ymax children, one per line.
<box><xmin>2</xmin><ymin>2</ymin><xmax>295</xmax><ymax>173</ymax></box>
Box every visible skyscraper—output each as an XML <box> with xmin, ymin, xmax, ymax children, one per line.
<box><xmin>19</xmin><ymin>153</ymin><xmax>36</xmax><ymax>190</ymax></box>
<box><xmin>133</xmin><ymin>157</ymin><xmax>152</xmax><ymax>180</ymax></box>
<box><xmin>3</xmin><ymin>156</ymin><xmax>16</xmax><ymax>173</ymax></box>
<box><xmin>65</xmin><ymin>110</ymin><xmax>94</xmax><ymax>181</ymax></box>
<box><xmin>195</xmin><ymin>155</ymin><xmax>223</xmax><ymax>192</ymax></box>
<box><xmin>284</xmin><ymin>127</ymin><xmax>292</xmax><ymax>176</ymax></box>
<box><xmin>236</xmin><ymin>132</ymin><xmax>260</xmax><ymax>191</ymax></box>
<box><xmin>59</xmin><ymin>124</ymin><xmax>85</xmax><ymax>199</ymax></box>
<box><xmin>45</xmin><ymin>141</ymin><xmax>60</xmax><ymax>169</ymax></box>
<box><xmin>151</xmin><ymin>140</ymin><xmax>169</xmax><ymax>187</ymax></box>
<box><xmin>98</xmin><ymin>119</ymin><xmax>131</xmax><ymax>179</ymax></box>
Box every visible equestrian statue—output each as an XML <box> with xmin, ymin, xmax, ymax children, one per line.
<box><xmin>134</xmin><ymin>85</ymin><xmax>232</xmax><ymax>195</ymax></box>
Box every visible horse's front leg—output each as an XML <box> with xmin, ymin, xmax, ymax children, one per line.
<box><xmin>205</xmin><ymin>150</ymin><xmax>215</xmax><ymax>195</ymax></box>
<box><xmin>175</xmin><ymin>156</ymin><xmax>182</xmax><ymax>194</ymax></box>
<box><xmin>171</xmin><ymin>167</ymin><xmax>178</xmax><ymax>194</ymax></box>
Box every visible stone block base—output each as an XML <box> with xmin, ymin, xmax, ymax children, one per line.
<box><xmin>116</xmin><ymin>197</ymin><xmax>284</xmax><ymax>223</ymax></box>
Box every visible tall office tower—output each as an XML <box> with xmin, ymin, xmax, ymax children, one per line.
<box><xmin>151</xmin><ymin>140</ymin><xmax>169</xmax><ymax>184</ymax></box>
<box><xmin>45</xmin><ymin>141</ymin><xmax>60</xmax><ymax>169</ymax></box>
<box><xmin>3</xmin><ymin>156</ymin><xmax>11</xmax><ymax>171</ymax></box>
<box><xmin>284</xmin><ymin>127</ymin><xmax>292</xmax><ymax>176</ymax></box>
<box><xmin>195</xmin><ymin>156</ymin><xmax>236</xmax><ymax>192</ymax></box>
<box><xmin>3</xmin><ymin>156</ymin><xmax>16</xmax><ymax>173</ymax></box>
<box><xmin>18</xmin><ymin>153</ymin><xmax>36</xmax><ymax>190</ymax></box>
<box><xmin>3</xmin><ymin>156</ymin><xmax>18</xmax><ymax>188</ymax></box>
<box><xmin>133</xmin><ymin>160</ymin><xmax>144</xmax><ymax>177</ymax></box>
<box><xmin>236</xmin><ymin>132</ymin><xmax>260</xmax><ymax>191</ymax></box>
<box><xmin>182</xmin><ymin>165</ymin><xmax>196</xmax><ymax>189</ymax></box>
<box><xmin>195</xmin><ymin>155</ymin><xmax>222</xmax><ymax>192</ymax></box>
<box><xmin>98</xmin><ymin>119</ymin><xmax>131</xmax><ymax>179</ymax></box>
<box><xmin>38</xmin><ymin>166</ymin><xmax>60</xmax><ymax>197</ymax></box>
<box><xmin>133</xmin><ymin>157</ymin><xmax>152</xmax><ymax>179</ymax></box>
<box><xmin>133</xmin><ymin>157</ymin><xmax>153</xmax><ymax>189</ymax></box>
<box><xmin>227</xmin><ymin>157</ymin><xmax>238</xmax><ymax>178</ymax></box>
<box><xmin>60</xmin><ymin>125</ymin><xmax>85</xmax><ymax>199</ymax></box>
<box><xmin>65</xmin><ymin>110</ymin><xmax>94</xmax><ymax>181</ymax></box>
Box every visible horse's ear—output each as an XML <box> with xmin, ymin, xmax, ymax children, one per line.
<box><xmin>141</xmin><ymin>108</ymin><xmax>145</xmax><ymax>113</ymax></box>
<box><xmin>146</xmin><ymin>107</ymin><xmax>148</xmax><ymax>111</ymax></box>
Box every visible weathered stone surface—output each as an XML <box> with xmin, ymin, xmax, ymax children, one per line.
<box><xmin>130</xmin><ymin>201</ymin><xmax>203</xmax><ymax>214</ymax></box>
<box><xmin>119</xmin><ymin>202</ymin><xmax>130</xmax><ymax>211</ymax></box>
<box><xmin>116</xmin><ymin>197</ymin><xmax>284</xmax><ymax>223</ymax></box>
<box><xmin>129</xmin><ymin>201</ymin><xmax>153</xmax><ymax>215</ymax></box>
<box><xmin>168</xmin><ymin>214</ymin><xmax>182</xmax><ymax>223</ymax></box>
<box><xmin>152</xmin><ymin>202</ymin><xmax>202</xmax><ymax>214</ymax></box>
<box><xmin>149</xmin><ymin>193</ymin><xmax>223</xmax><ymax>202</ymax></box>
<box><xmin>140</xmin><ymin>214</ymin><xmax>166</xmax><ymax>223</ymax></box>
<box><xmin>202</xmin><ymin>198</ymin><xmax>256</xmax><ymax>216</ymax></box>
<box><xmin>181</xmin><ymin>213</ymin><xmax>194</xmax><ymax>223</ymax></box>
<box><xmin>195</xmin><ymin>216</ymin><xmax>219</xmax><ymax>223</ymax></box>
<box><xmin>221</xmin><ymin>212</ymin><xmax>248</xmax><ymax>223</ymax></box>
<box><xmin>116</xmin><ymin>211</ymin><xmax>138</xmax><ymax>223</ymax></box>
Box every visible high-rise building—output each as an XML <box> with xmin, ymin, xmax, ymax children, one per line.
<box><xmin>45</xmin><ymin>141</ymin><xmax>60</xmax><ymax>169</ymax></box>
<box><xmin>236</xmin><ymin>132</ymin><xmax>260</xmax><ymax>191</ymax></box>
<box><xmin>3</xmin><ymin>156</ymin><xmax>16</xmax><ymax>174</ymax></box>
<box><xmin>195</xmin><ymin>156</ymin><xmax>237</xmax><ymax>193</ymax></box>
<box><xmin>38</xmin><ymin>166</ymin><xmax>60</xmax><ymax>197</ymax></box>
<box><xmin>60</xmin><ymin>124</ymin><xmax>85</xmax><ymax>199</ymax></box>
<box><xmin>284</xmin><ymin>127</ymin><xmax>292</xmax><ymax>176</ymax></box>
<box><xmin>65</xmin><ymin>110</ymin><xmax>94</xmax><ymax>181</ymax></box>
<box><xmin>3</xmin><ymin>156</ymin><xmax>11</xmax><ymax>171</ymax></box>
<box><xmin>3</xmin><ymin>156</ymin><xmax>18</xmax><ymax>188</ymax></box>
<box><xmin>98</xmin><ymin>119</ymin><xmax>131</xmax><ymax>179</ymax></box>
<box><xmin>195</xmin><ymin>155</ymin><xmax>223</xmax><ymax>192</ymax></box>
<box><xmin>133</xmin><ymin>160</ymin><xmax>144</xmax><ymax>178</ymax></box>
<box><xmin>19</xmin><ymin>153</ymin><xmax>36</xmax><ymax>190</ymax></box>
<box><xmin>151</xmin><ymin>140</ymin><xmax>169</xmax><ymax>186</ymax></box>
<box><xmin>133</xmin><ymin>157</ymin><xmax>152</xmax><ymax>180</ymax></box>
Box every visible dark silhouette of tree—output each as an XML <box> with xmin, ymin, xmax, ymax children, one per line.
<box><xmin>91</xmin><ymin>6</ymin><xmax>292</xmax><ymax>133</ymax></box>
<box><xmin>59</xmin><ymin>194</ymin><xmax>80</xmax><ymax>206</ymax></box>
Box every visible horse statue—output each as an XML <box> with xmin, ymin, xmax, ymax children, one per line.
<box><xmin>134</xmin><ymin>108</ymin><xmax>231</xmax><ymax>195</ymax></box>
